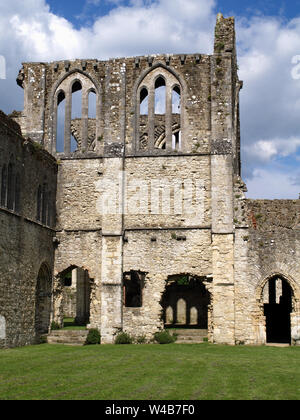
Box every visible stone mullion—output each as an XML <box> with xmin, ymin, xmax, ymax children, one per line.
<box><xmin>53</xmin><ymin>95</ymin><xmax>58</xmax><ymax>155</ymax></box>
<box><xmin>148</xmin><ymin>85</ymin><xmax>155</xmax><ymax>150</ymax></box>
<box><xmin>136</xmin><ymin>88</ymin><xmax>141</xmax><ymax>152</ymax></box>
<box><xmin>64</xmin><ymin>89</ymin><xmax>72</xmax><ymax>155</ymax></box>
<box><xmin>165</xmin><ymin>84</ymin><xmax>172</xmax><ymax>151</ymax></box>
<box><xmin>81</xmin><ymin>89</ymin><xmax>89</xmax><ymax>153</ymax></box>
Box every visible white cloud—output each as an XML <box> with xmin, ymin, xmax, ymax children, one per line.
<box><xmin>246</xmin><ymin>169</ymin><xmax>300</xmax><ymax>199</ymax></box>
<box><xmin>244</xmin><ymin>137</ymin><xmax>300</xmax><ymax>162</ymax></box>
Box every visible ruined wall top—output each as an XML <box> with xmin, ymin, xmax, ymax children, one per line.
<box><xmin>13</xmin><ymin>14</ymin><xmax>241</xmax><ymax>170</ymax></box>
<box><xmin>247</xmin><ymin>199</ymin><xmax>300</xmax><ymax>231</ymax></box>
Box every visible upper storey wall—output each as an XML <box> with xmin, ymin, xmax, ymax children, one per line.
<box><xmin>15</xmin><ymin>15</ymin><xmax>241</xmax><ymax>164</ymax></box>
<box><xmin>0</xmin><ymin>111</ymin><xmax>57</xmax><ymax>227</ymax></box>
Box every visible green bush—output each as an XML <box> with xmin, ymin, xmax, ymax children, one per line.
<box><xmin>135</xmin><ymin>335</ymin><xmax>147</xmax><ymax>344</ymax></box>
<box><xmin>85</xmin><ymin>329</ymin><xmax>101</xmax><ymax>345</ymax></box>
<box><xmin>51</xmin><ymin>321</ymin><xmax>60</xmax><ymax>331</ymax></box>
<box><xmin>115</xmin><ymin>332</ymin><xmax>133</xmax><ymax>344</ymax></box>
<box><xmin>154</xmin><ymin>330</ymin><xmax>177</xmax><ymax>344</ymax></box>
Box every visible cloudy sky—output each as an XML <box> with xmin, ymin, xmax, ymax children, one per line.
<box><xmin>0</xmin><ymin>0</ymin><xmax>300</xmax><ymax>199</ymax></box>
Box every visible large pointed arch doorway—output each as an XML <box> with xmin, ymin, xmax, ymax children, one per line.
<box><xmin>263</xmin><ymin>275</ymin><xmax>293</xmax><ymax>344</ymax></box>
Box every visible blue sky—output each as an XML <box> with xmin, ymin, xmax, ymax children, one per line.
<box><xmin>47</xmin><ymin>0</ymin><xmax>300</xmax><ymax>27</ymax></box>
<box><xmin>0</xmin><ymin>0</ymin><xmax>300</xmax><ymax>199</ymax></box>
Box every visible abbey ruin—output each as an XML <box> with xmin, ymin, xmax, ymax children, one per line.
<box><xmin>1</xmin><ymin>14</ymin><xmax>300</xmax><ymax>348</ymax></box>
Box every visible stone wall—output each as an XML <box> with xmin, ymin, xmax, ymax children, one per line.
<box><xmin>4</xmin><ymin>15</ymin><xmax>285</xmax><ymax>347</ymax></box>
<box><xmin>234</xmin><ymin>199</ymin><xmax>300</xmax><ymax>345</ymax></box>
<box><xmin>0</xmin><ymin>111</ymin><xmax>57</xmax><ymax>348</ymax></box>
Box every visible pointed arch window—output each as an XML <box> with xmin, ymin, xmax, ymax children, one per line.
<box><xmin>54</xmin><ymin>72</ymin><xmax>99</xmax><ymax>156</ymax></box>
<box><xmin>136</xmin><ymin>68</ymin><xmax>183</xmax><ymax>153</ymax></box>
<box><xmin>56</xmin><ymin>90</ymin><xmax>65</xmax><ymax>153</ymax></box>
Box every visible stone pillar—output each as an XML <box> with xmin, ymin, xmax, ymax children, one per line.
<box><xmin>53</xmin><ymin>96</ymin><xmax>58</xmax><ymax>155</ymax></box>
<box><xmin>165</xmin><ymin>84</ymin><xmax>172</xmax><ymax>151</ymax></box>
<box><xmin>177</xmin><ymin>298</ymin><xmax>186</xmax><ymax>325</ymax></box>
<box><xmin>81</xmin><ymin>90</ymin><xmax>89</xmax><ymax>152</ymax></box>
<box><xmin>100</xmin><ymin>157</ymin><xmax>124</xmax><ymax>343</ymax></box>
<box><xmin>22</xmin><ymin>63</ymin><xmax>46</xmax><ymax>144</ymax></box>
<box><xmin>75</xmin><ymin>268</ymin><xmax>86</xmax><ymax>325</ymax></box>
<box><xmin>148</xmin><ymin>86</ymin><xmax>155</xmax><ymax>150</ymax></box>
<box><xmin>210</xmin><ymin>14</ymin><xmax>238</xmax><ymax>345</ymax></box>
<box><xmin>64</xmin><ymin>90</ymin><xmax>72</xmax><ymax>155</ymax></box>
<box><xmin>136</xmin><ymin>88</ymin><xmax>141</xmax><ymax>152</ymax></box>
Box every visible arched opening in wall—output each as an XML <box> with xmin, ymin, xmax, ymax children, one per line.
<box><xmin>1</xmin><ymin>165</ymin><xmax>7</xmax><ymax>207</ymax></box>
<box><xmin>15</xmin><ymin>173</ymin><xmax>20</xmax><ymax>213</ymax></box>
<box><xmin>140</xmin><ymin>88</ymin><xmax>148</xmax><ymax>116</ymax></box>
<box><xmin>155</xmin><ymin>77</ymin><xmax>166</xmax><ymax>115</ymax></box>
<box><xmin>123</xmin><ymin>271</ymin><xmax>145</xmax><ymax>307</ymax></box>
<box><xmin>71</xmin><ymin>81</ymin><xmax>82</xmax><ymax>153</ymax></box>
<box><xmin>154</xmin><ymin>77</ymin><xmax>166</xmax><ymax>150</ymax></box>
<box><xmin>56</xmin><ymin>91</ymin><xmax>65</xmax><ymax>153</ymax></box>
<box><xmin>7</xmin><ymin>162</ymin><xmax>15</xmax><ymax>211</ymax></box>
<box><xmin>136</xmin><ymin>67</ymin><xmax>183</xmax><ymax>153</ymax></box>
<box><xmin>172</xmin><ymin>86</ymin><xmax>181</xmax><ymax>151</ymax></box>
<box><xmin>37</xmin><ymin>185</ymin><xmax>42</xmax><ymax>222</ymax></box>
<box><xmin>87</xmin><ymin>89</ymin><xmax>97</xmax><ymax>151</ymax></box>
<box><xmin>35</xmin><ymin>264</ymin><xmax>52</xmax><ymax>337</ymax></box>
<box><xmin>160</xmin><ymin>275</ymin><xmax>210</xmax><ymax>331</ymax></box>
<box><xmin>263</xmin><ymin>276</ymin><xmax>293</xmax><ymax>344</ymax></box>
<box><xmin>139</xmin><ymin>87</ymin><xmax>149</xmax><ymax>150</ymax></box>
<box><xmin>60</xmin><ymin>267</ymin><xmax>93</xmax><ymax>328</ymax></box>
<box><xmin>41</xmin><ymin>182</ymin><xmax>48</xmax><ymax>225</ymax></box>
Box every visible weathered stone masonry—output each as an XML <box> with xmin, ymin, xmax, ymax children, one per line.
<box><xmin>1</xmin><ymin>14</ymin><xmax>300</xmax><ymax>348</ymax></box>
<box><xmin>0</xmin><ymin>111</ymin><xmax>57</xmax><ymax>348</ymax></box>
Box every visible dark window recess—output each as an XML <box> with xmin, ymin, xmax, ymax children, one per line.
<box><xmin>63</xmin><ymin>272</ymin><xmax>72</xmax><ymax>287</ymax></box>
<box><xmin>123</xmin><ymin>271</ymin><xmax>144</xmax><ymax>308</ymax></box>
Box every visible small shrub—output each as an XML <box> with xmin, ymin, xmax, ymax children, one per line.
<box><xmin>154</xmin><ymin>330</ymin><xmax>177</xmax><ymax>344</ymax></box>
<box><xmin>203</xmin><ymin>337</ymin><xmax>208</xmax><ymax>342</ymax></box>
<box><xmin>85</xmin><ymin>329</ymin><xmax>101</xmax><ymax>345</ymax></box>
<box><xmin>51</xmin><ymin>321</ymin><xmax>60</xmax><ymax>331</ymax></box>
<box><xmin>39</xmin><ymin>335</ymin><xmax>48</xmax><ymax>344</ymax></box>
<box><xmin>135</xmin><ymin>335</ymin><xmax>147</xmax><ymax>344</ymax></box>
<box><xmin>115</xmin><ymin>332</ymin><xmax>133</xmax><ymax>344</ymax></box>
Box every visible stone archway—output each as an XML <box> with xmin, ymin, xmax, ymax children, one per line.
<box><xmin>35</xmin><ymin>264</ymin><xmax>52</xmax><ymax>336</ymax></box>
<box><xmin>55</xmin><ymin>266</ymin><xmax>93</xmax><ymax>328</ymax></box>
<box><xmin>262</xmin><ymin>275</ymin><xmax>293</xmax><ymax>344</ymax></box>
<box><xmin>160</xmin><ymin>275</ymin><xmax>211</xmax><ymax>331</ymax></box>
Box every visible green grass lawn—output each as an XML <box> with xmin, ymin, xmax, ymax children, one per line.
<box><xmin>0</xmin><ymin>343</ymin><xmax>299</xmax><ymax>400</ymax></box>
<box><xmin>62</xmin><ymin>318</ymin><xmax>87</xmax><ymax>331</ymax></box>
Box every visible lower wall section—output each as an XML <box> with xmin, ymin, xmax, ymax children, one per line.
<box><xmin>0</xmin><ymin>210</ymin><xmax>55</xmax><ymax>348</ymax></box>
<box><xmin>122</xmin><ymin>229</ymin><xmax>213</xmax><ymax>341</ymax></box>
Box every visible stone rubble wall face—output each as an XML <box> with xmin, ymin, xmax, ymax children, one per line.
<box><xmin>0</xmin><ymin>112</ymin><xmax>57</xmax><ymax>348</ymax></box>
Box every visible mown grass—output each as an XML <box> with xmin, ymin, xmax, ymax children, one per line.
<box><xmin>62</xmin><ymin>318</ymin><xmax>87</xmax><ymax>331</ymax></box>
<box><xmin>0</xmin><ymin>343</ymin><xmax>299</xmax><ymax>400</ymax></box>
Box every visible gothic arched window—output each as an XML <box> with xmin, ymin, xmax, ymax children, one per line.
<box><xmin>136</xmin><ymin>67</ymin><xmax>182</xmax><ymax>153</ymax></box>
